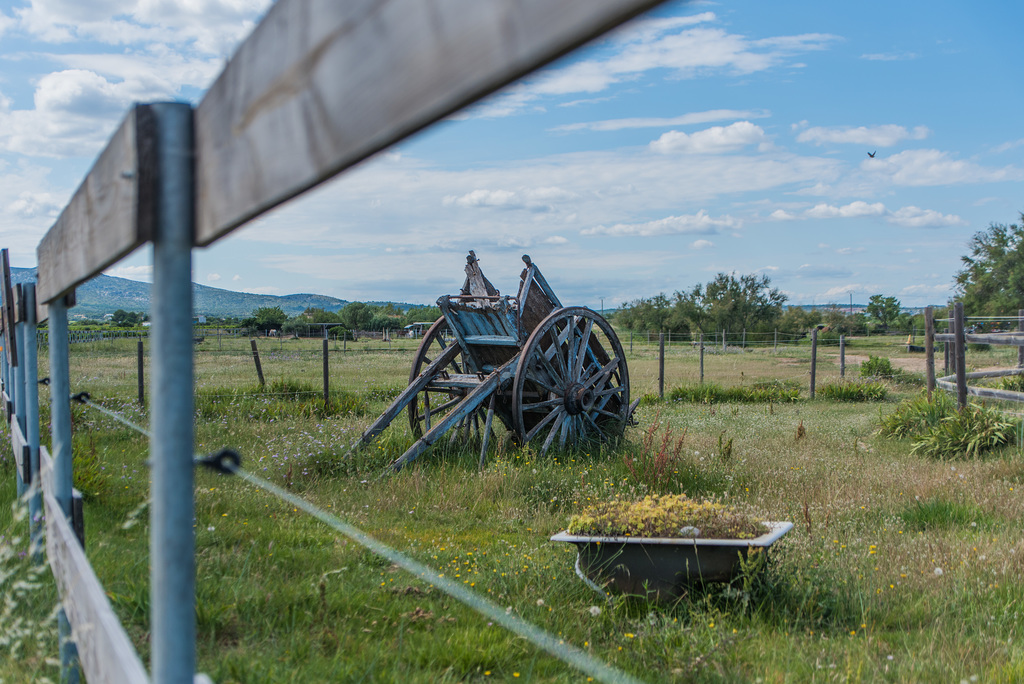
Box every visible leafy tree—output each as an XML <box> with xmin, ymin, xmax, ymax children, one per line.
<box><xmin>616</xmin><ymin>273</ymin><xmax>786</xmax><ymax>334</ymax></box>
<box><xmin>865</xmin><ymin>295</ymin><xmax>901</xmax><ymax>331</ymax></box>
<box><xmin>403</xmin><ymin>305</ymin><xmax>442</xmax><ymax>327</ymax></box>
<box><xmin>955</xmin><ymin>213</ymin><xmax>1024</xmax><ymax>316</ymax></box>
<box><xmin>250</xmin><ymin>306</ymin><xmax>287</xmax><ymax>332</ymax></box>
<box><xmin>299</xmin><ymin>307</ymin><xmax>341</xmax><ymax>324</ymax></box>
<box><xmin>110</xmin><ymin>309</ymin><xmax>144</xmax><ymax>326</ymax></box>
<box><xmin>776</xmin><ymin>306</ymin><xmax>822</xmax><ymax>335</ymax></box>
<box><xmin>338</xmin><ymin>302</ymin><xmax>373</xmax><ymax>331</ymax></box>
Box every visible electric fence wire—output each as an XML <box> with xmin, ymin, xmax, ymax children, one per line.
<box><xmin>71</xmin><ymin>394</ymin><xmax>645</xmax><ymax>684</ymax></box>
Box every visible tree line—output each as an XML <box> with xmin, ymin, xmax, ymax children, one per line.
<box><xmin>613</xmin><ymin>273</ymin><xmax>921</xmax><ymax>337</ymax></box>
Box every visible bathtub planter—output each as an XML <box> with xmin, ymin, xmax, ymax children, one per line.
<box><xmin>551</xmin><ymin>521</ymin><xmax>793</xmax><ymax>600</ymax></box>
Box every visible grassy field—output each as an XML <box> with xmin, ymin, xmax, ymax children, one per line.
<box><xmin>3</xmin><ymin>333</ymin><xmax>1024</xmax><ymax>682</ymax></box>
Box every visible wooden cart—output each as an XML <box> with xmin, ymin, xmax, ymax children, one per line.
<box><xmin>359</xmin><ymin>252</ymin><xmax>633</xmax><ymax>470</ymax></box>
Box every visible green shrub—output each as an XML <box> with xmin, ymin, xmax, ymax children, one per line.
<box><xmin>817</xmin><ymin>380</ymin><xmax>887</xmax><ymax>402</ymax></box>
<box><xmin>910</xmin><ymin>402</ymin><xmax>1019</xmax><ymax>459</ymax></box>
<box><xmin>878</xmin><ymin>393</ymin><xmax>956</xmax><ymax>438</ymax></box>
<box><xmin>1000</xmin><ymin>373</ymin><xmax>1024</xmax><ymax>392</ymax></box>
<box><xmin>195</xmin><ymin>383</ymin><xmax>369</xmax><ymax>421</ymax></box>
<box><xmin>860</xmin><ymin>355</ymin><xmax>901</xmax><ymax>379</ymax></box>
<box><xmin>668</xmin><ymin>381</ymin><xmax>799</xmax><ymax>404</ymax></box>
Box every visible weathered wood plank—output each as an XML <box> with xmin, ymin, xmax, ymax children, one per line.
<box><xmin>40</xmin><ymin>448</ymin><xmax>151</xmax><ymax>684</ymax></box>
<box><xmin>194</xmin><ymin>0</ymin><xmax>668</xmax><ymax>246</ymax></box>
<box><xmin>36</xmin><ymin>106</ymin><xmax>158</xmax><ymax>305</ymax></box>
<box><xmin>1</xmin><ymin>249</ymin><xmax>18</xmax><ymax>366</ymax></box>
<box><xmin>11</xmin><ymin>419</ymin><xmax>29</xmax><ymax>484</ymax></box>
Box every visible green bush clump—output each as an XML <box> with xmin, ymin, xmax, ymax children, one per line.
<box><xmin>909</xmin><ymin>403</ymin><xmax>1019</xmax><ymax>459</ymax></box>
<box><xmin>878</xmin><ymin>393</ymin><xmax>955</xmax><ymax>438</ymax></box>
<box><xmin>668</xmin><ymin>381</ymin><xmax>799</xmax><ymax>404</ymax></box>
<box><xmin>999</xmin><ymin>373</ymin><xmax>1024</xmax><ymax>392</ymax></box>
<box><xmin>859</xmin><ymin>355</ymin><xmax>901</xmax><ymax>379</ymax></box>
<box><xmin>817</xmin><ymin>380</ymin><xmax>887</xmax><ymax>402</ymax></box>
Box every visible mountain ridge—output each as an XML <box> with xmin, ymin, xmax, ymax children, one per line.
<box><xmin>8</xmin><ymin>268</ymin><xmax>416</xmax><ymax>319</ymax></box>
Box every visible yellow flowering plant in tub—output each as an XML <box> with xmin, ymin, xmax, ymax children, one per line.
<box><xmin>565</xmin><ymin>493</ymin><xmax>764</xmax><ymax>540</ymax></box>
<box><xmin>554</xmin><ymin>493</ymin><xmax>792</xmax><ymax>598</ymax></box>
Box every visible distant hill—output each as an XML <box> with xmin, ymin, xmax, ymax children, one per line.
<box><xmin>8</xmin><ymin>268</ymin><xmax>413</xmax><ymax>319</ymax></box>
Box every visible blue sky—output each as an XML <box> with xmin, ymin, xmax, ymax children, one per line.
<box><xmin>0</xmin><ymin>0</ymin><xmax>1021</xmax><ymax>310</ymax></box>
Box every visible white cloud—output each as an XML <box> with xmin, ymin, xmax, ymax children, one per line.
<box><xmin>582</xmin><ymin>210</ymin><xmax>738</xmax><ymax>237</ymax></box>
<box><xmin>104</xmin><ymin>264</ymin><xmax>152</xmax><ymax>281</ymax></box>
<box><xmin>468</xmin><ymin>12</ymin><xmax>838</xmax><ymax>118</ymax></box>
<box><xmin>15</xmin><ymin>0</ymin><xmax>269</xmax><ymax>55</ymax></box>
<box><xmin>442</xmin><ymin>186</ymin><xmax>577</xmax><ymax>211</ymax></box>
<box><xmin>690</xmin><ymin>239</ymin><xmax>714</xmax><ymax>250</ymax></box>
<box><xmin>835</xmin><ymin>247</ymin><xmax>865</xmax><ymax>255</ymax></box>
<box><xmin>769</xmin><ymin>209</ymin><xmax>796</xmax><ymax>221</ymax></box>
<box><xmin>860</xmin><ymin>52</ymin><xmax>918</xmax><ymax>61</ymax></box>
<box><xmin>863</xmin><ymin>149</ymin><xmax>1022</xmax><ymax>186</ymax></box>
<box><xmin>822</xmin><ymin>284</ymin><xmax>864</xmax><ymax>297</ymax></box>
<box><xmin>796</xmin><ymin>124</ymin><xmax>929</xmax><ymax>147</ymax></box>
<box><xmin>806</xmin><ymin>201</ymin><xmax>886</xmax><ymax>219</ymax></box>
<box><xmin>543</xmin><ymin>235</ymin><xmax>568</xmax><ymax>245</ymax></box>
<box><xmin>206</xmin><ymin>273</ymin><xmax>221</xmax><ymax>282</ymax></box>
<box><xmin>552</xmin><ymin>109</ymin><xmax>769</xmax><ymax>133</ymax></box>
<box><xmin>801</xmin><ymin>200</ymin><xmax>965</xmax><ymax>228</ymax></box>
<box><xmin>650</xmin><ymin>121</ymin><xmax>767</xmax><ymax>154</ymax></box>
<box><xmin>887</xmin><ymin>206</ymin><xmax>967</xmax><ymax>228</ymax></box>
<box><xmin>232</xmin><ymin>274</ymin><xmax>242</xmax><ymax>281</ymax></box>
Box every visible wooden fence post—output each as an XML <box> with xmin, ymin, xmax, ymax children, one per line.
<box><xmin>774</xmin><ymin>329</ymin><xmax>778</xmax><ymax>353</ymax></box>
<box><xmin>251</xmin><ymin>339</ymin><xmax>265</xmax><ymax>386</ymax></box>
<box><xmin>658</xmin><ymin>332</ymin><xmax>665</xmax><ymax>400</ymax></box>
<box><xmin>925</xmin><ymin>306</ymin><xmax>934</xmax><ymax>400</ymax></box>
<box><xmin>809</xmin><ymin>328</ymin><xmax>818</xmax><ymax>399</ymax></box>
<box><xmin>839</xmin><ymin>334</ymin><xmax>845</xmax><ymax>378</ymax></box>
<box><xmin>742</xmin><ymin>328</ymin><xmax>746</xmax><ymax>349</ymax></box>
<box><xmin>722</xmin><ymin>330</ymin><xmax>726</xmax><ymax>352</ymax></box>
<box><xmin>954</xmin><ymin>302</ymin><xmax>967</xmax><ymax>409</ymax></box>
<box><xmin>137</xmin><ymin>339</ymin><xmax>145</xmax><ymax>407</ymax></box>
<box><xmin>699</xmin><ymin>333</ymin><xmax>704</xmax><ymax>385</ymax></box>
<box><xmin>629</xmin><ymin>331</ymin><xmax>632</xmax><ymax>355</ymax></box>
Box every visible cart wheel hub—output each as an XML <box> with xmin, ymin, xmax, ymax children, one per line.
<box><xmin>564</xmin><ymin>383</ymin><xmax>595</xmax><ymax>415</ymax></box>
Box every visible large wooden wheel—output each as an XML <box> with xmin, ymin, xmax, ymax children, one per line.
<box><xmin>512</xmin><ymin>307</ymin><xmax>629</xmax><ymax>455</ymax></box>
<box><xmin>407</xmin><ymin>317</ymin><xmax>483</xmax><ymax>440</ymax></box>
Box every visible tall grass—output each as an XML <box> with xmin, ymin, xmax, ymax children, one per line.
<box><xmin>6</xmin><ymin>340</ymin><xmax>1024</xmax><ymax>681</ymax></box>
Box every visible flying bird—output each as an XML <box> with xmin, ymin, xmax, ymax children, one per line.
<box><xmin>867</xmin><ymin>150</ymin><xmax>876</xmax><ymax>158</ymax></box>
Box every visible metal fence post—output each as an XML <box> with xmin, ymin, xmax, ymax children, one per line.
<box><xmin>954</xmin><ymin>302</ymin><xmax>967</xmax><ymax>409</ymax></box>
<box><xmin>809</xmin><ymin>328</ymin><xmax>818</xmax><ymax>399</ymax></box>
<box><xmin>49</xmin><ymin>295</ymin><xmax>81</xmax><ymax>682</ymax></box>
<box><xmin>12</xmin><ymin>294</ymin><xmax>25</xmax><ymax>496</ymax></box>
<box><xmin>924</xmin><ymin>306</ymin><xmax>935</xmax><ymax>400</ymax></box>
<box><xmin>149</xmin><ymin>102</ymin><xmax>196</xmax><ymax>684</ymax></box>
<box><xmin>658</xmin><ymin>332</ymin><xmax>665</xmax><ymax>399</ymax></box>
<box><xmin>699</xmin><ymin>332</ymin><xmax>704</xmax><ymax>384</ymax></box>
<box><xmin>21</xmin><ymin>284</ymin><xmax>43</xmax><ymax>560</ymax></box>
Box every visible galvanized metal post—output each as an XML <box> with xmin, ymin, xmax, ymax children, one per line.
<box><xmin>954</xmin><ymin>302</ymin><xmax>967</xmax><ymax>409</ymax></box>
<box><xmin>22</xmin><ymin>284</ymin><xmax>42</xmax><ymax>559</ymax></box>
<box><xmin>924</xmin><ymin>307</ymin><xmax>935</xmax><ymax>401</ymax></box>
<box><xmin>137</xmin><ymin>338</ymin><xmax>145</xmax><ymax>406</ymax></box>
<box><xmin>13</xmin><ymin>302</ymin><xmax>25</xmax><ymax>496</ymax></box>
<box><xmin>48</xmin><ymin>296</ymin><xmax>81</xmax><ymax>683</ymax></box>
<box><xmin>149</xmin><ymin>102</ymin><xmax>196</xmax><ymax>684</ymax></box>
<box><xmin>809</xmin><ymin>327</ymin><xmax>818</xmax><ymax>399</ymax></box>
<box><xmin>658</xmin><ymin>332</ymin><xmax>665</xmax><ymax>400</ymax></box>
<box><xmin>699</xmin><ymin>333</ymin><xmax>704</xmax><ymax>385</ymax></box>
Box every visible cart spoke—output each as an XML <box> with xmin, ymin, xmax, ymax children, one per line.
<box><xmin>525</xmin><ymin>405</ymin><xmax>561</xmax><ymax>442</ymax></box>
<box><xmin>581</xmin><ymin>357</ymin><xmax>621</xmax><ymax>391</ymax></box>
<box><xmin>571</xmin><ymin>318</ymin><xmax>593</xmax><ymax>382</ymax></box>
<box><xmin>523</xmin><ymin>368</ymin><xmax>558</xmax><ymax>395</ymax></box>
<box><xmin>521</xmin><ymin>397</ymin><xmax>562</xmax><ymax>412</ymax></box>
<box><xmin>583</xmin><ymin>412</ymin><xmax>609</xmax><ymax>442</ymax></box>
<box><xmin>594</xmin><ymin>385</ymin><xmax>625</xmax><ymax>398</ymax></box>
<box><xmin>540</xmin><ymin>410</ymin><xmax>565</xmax><ymax>457</ymax></box>
<box><xmin>558</xmin><ymin>412</ymin><xmax>571</xmax><ymax>448</ymax></box>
